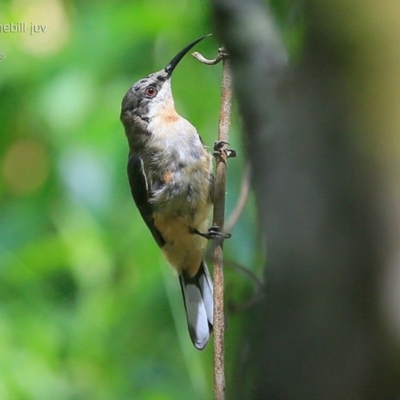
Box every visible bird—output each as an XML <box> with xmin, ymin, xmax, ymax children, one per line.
<box><xmin>120</xmin><ymin>35</ymin><xmax>214</xmax><ymax>350</ymax></box>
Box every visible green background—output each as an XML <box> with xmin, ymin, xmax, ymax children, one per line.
<box><xmin>0</xmin><ymin>0</ymin><xmax>272</xmax><ymax>398</ymax></box>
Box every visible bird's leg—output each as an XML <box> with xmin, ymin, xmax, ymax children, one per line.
<box><xmin>213</xmin><ymin>140</ymin><xmax>237</xmax><ymax>159</ymax></box>
<box><xmin>192</xmin><ymin>225</ymin><xmax>232</xmax><ymax>240</ymax></box>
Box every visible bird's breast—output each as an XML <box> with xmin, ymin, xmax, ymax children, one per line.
<box><xmin>144</xmin><ymin>124</ymin><xmax>212</xmax><ymax>217</ymax></box>
<box><xmin>150</xmin><ymin>156</ymin><xmax>212</xmax><ymax>215</ymax></box>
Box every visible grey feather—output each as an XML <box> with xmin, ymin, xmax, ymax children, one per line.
<box><xmin>179</xmin><ymin>260</ymin><xmax>213</xmax><ymax>350</ymax></box>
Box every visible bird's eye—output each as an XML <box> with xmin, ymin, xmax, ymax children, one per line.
<box><xmin>145</xmin><ymin>87</ymin><xmax>157</xmax><ymax>97</ymax></box>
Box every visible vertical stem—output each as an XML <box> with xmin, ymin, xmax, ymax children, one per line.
<box><xmin>213</xmin><ymin>55</ymin><xmax>232</xmax><ymax>400</ymax></box>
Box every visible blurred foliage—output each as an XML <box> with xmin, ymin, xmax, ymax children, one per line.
<box><xmin>0</xmin><ymin>0</ymin><xmax>300</xmax><ymax>398</ymax></box>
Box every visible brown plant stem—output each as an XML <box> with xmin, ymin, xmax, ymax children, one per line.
<box><xmin>193</xmin><ymin>47</ymin><xmax>232</xmax><ymax>400</ymax></box>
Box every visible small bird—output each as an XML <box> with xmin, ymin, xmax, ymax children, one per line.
<box><xmin>120</xmin><ymin>36</ymin><xmax>214</xmax><ymax>350</ymax></box>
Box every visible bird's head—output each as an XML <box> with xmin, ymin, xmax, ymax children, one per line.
<box><xmin>120</xmin><ymin>35</ymin><xmax>209</xmax><ymax>136</ymax></box>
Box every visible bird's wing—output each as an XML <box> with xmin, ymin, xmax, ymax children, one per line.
<box><xmin>127</xmin><ymin>154</ymin><xmax>165</xmax><ymax>247</ymax></box>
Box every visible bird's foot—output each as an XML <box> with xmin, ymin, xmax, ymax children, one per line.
<box><xmin>213</xmin><ymin>140</ymin><xmax>237</xmax><ymax>159</ymax></box>
<box><xmin>193</xmin><ymin>225</ymin><xmax>232</xmax><ymax>240</ymax></box>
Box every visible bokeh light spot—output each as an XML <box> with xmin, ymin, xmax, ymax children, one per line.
<box><xmin>1</xmin><ymin>139</ymin><xmax>50</xmax><ymax>195</ymax></box>
<box><xmin>11</xmin><ymin>0</ymin><xmax>70</xmax><ymax>55</ymax></box>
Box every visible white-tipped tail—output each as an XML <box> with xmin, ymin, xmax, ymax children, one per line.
<box><xmin>179</xmin><ymin>260</ymin><xmax>213</xmax><ymax>350</ymax></box>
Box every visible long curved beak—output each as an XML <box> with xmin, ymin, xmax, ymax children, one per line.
<box><xmin>164</xmin><ymin>34</ymin><xmax>211</xmax><ymax>77</ymax></box>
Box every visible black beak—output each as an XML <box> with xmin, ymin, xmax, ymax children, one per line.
<box><xmin>164</xmin><ymin>34</ymin><xmax>211</xmax><ymax>77</ymax></box>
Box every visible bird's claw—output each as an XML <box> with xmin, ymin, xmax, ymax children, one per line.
<box><xmin>193</xmin><ymin>226</ymin><xmax>232</xmax><ymax>240</ymax></box>
<box><xmin>213</xmin><ymin>140</ymin><xmax>237</xmax><ymax>159</ymax></box>
<box><xmin>208</xmin><ymin>225</ymin><xmax>232</xmax><ymax>239</ymax></box>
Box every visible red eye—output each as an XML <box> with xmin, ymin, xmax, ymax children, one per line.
<box><xmin>145</xmin><ymin>87</ymin><xmax>157</xmax><ymax>97</ymax></box>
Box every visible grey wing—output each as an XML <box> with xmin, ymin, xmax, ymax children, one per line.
<box><xmin>127</xmin><ymin>154</ymin><xmax>165</xmax><ymax>247</ymax></box>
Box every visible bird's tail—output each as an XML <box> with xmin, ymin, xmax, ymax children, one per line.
<box><xmin>179</xmin><ymin>260</ymin><xmax>213</xmax><ymax>350</ymax></box>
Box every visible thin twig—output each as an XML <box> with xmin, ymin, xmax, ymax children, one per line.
<box><xmin>194</xmin><ymin>47</ymin><xmax>232</xmax><ymax>400</ymax></box>
<box><xmin>226</xmin><ymin>260</ymin><xmax>265</xmax><ymax>313</ymax></box>
<box><xmin>205</xmin><ymin>161</ymin><xmax>250</xmax><ymax>260</ymax></box>
<box><xmin>225</xmin><ymin>162</ymin><xmax>251</xmax><ymax>233</ymax></box>
<box><xmin>192</xmin><ymin>47</ymin><xmax>228</xmax><ymax>65</ymax></box>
